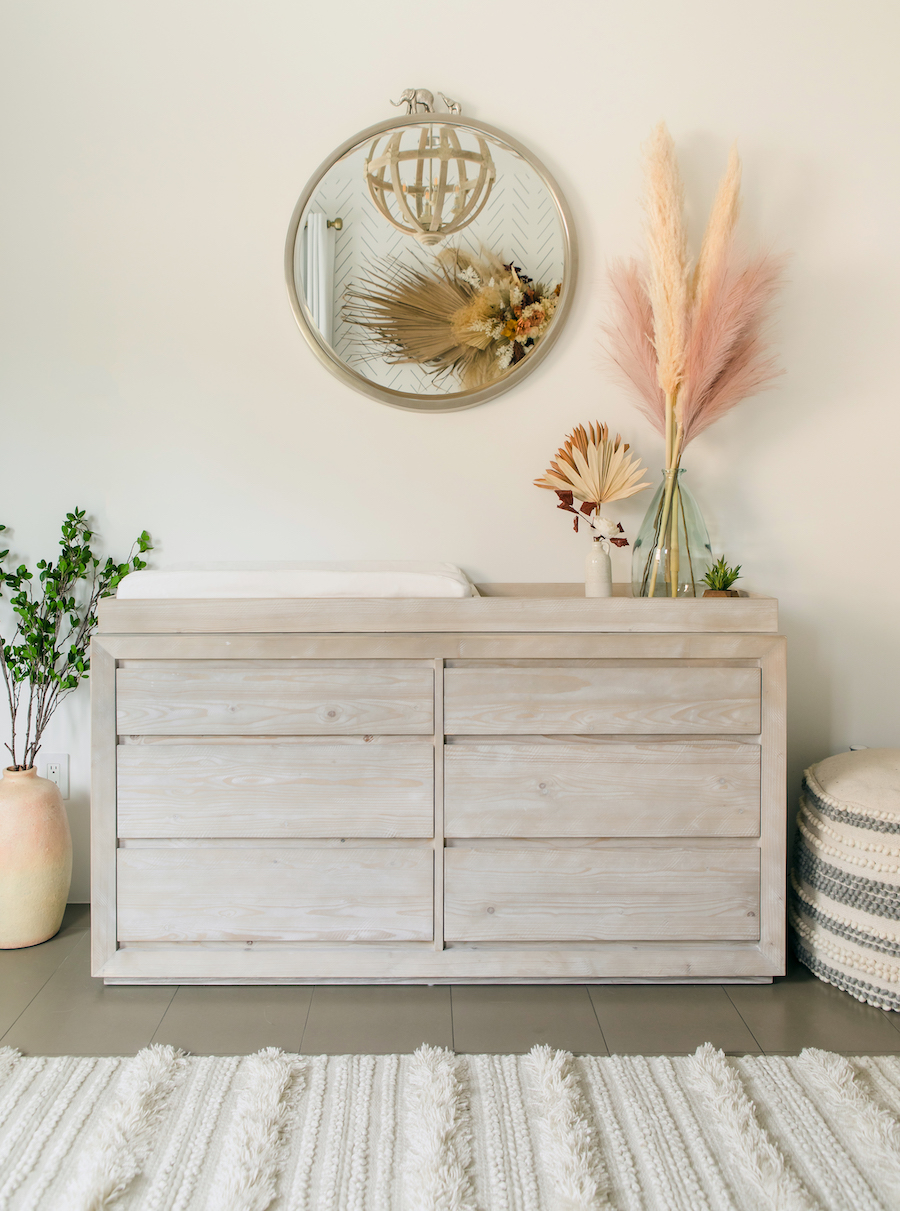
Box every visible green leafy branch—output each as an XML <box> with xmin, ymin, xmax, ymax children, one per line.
<box><xmin>0</xmin><ymin>510</ymin><xmax>152</xmax><ymax>769</ymax></box>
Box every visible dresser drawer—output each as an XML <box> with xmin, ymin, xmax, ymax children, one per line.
<box><xmin>116</xmin><ymin>661</ymin><xmax>434</xmax><ymax>735</ymax></box>
<box><xmin>443</xmin><ymin>665</ymin><xmax>760</xmax><ymax>735</ymax></box>
<box><xmin>117</xmin><ymin>847</ymin><xmax>433</xmax><ymax>941</ymax></box>
<box><xmin>444</xmin><ymin>740</ymin><xmax>759</xmax><ymax>837</ymax></box>
<box><xmin>444</xmin><ymin>846</ymin><xmax>760</xmax><ymax>942</ymax></box>
<box><xmin>117</xmin><ymin>742</ymin><xmax>434</xmax><ymax>838</ymax></box>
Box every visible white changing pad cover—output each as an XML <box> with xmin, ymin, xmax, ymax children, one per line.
<box><xmin>116</xmin><ymin>561</ymin><xmax>477</xmax><ymax>599</ymax></box>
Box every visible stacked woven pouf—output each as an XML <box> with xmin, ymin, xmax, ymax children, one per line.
<box><xmin>790</xmin><ymin>748</ymin><xmax>900</xmax><ymax>1010</ymax></box>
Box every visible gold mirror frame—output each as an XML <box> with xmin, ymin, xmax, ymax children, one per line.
<box><xmin>284</xmin><ymin>113</ymin><xmax>577</xmax><ymax>413</ymax></box>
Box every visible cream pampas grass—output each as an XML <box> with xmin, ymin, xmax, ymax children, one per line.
<box><xmin>603</xmin><ymin>124</ymin><xmax>785</xmax><ymax>596</ymax></box>
<box><xmin>691</xmin><ymin>145</ymin><xmax>742</xmax><ymax>317</ymax></box>
<box><xmin>604</xmin><ymin>127</ymin><xmax>784</xmax><ymax>456</ymax></box>
<box><xmin>643</xmin><ymin>122</ymin><xmax>690</xmax><ymax>404</ymax></box>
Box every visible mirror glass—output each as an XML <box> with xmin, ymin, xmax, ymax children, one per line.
<box><xmin>285</xmin><ymin>110</ymin><xmax>576</xmax><ymax>412</ymax></box>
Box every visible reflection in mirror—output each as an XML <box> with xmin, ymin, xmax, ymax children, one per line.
<box><xmin>286</xmin><ymin>109</ymin><xmax>575</xmax><ymax>410</ymax></box>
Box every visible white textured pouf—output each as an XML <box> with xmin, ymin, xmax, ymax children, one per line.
<box><xmin>790</xmin><ymin>748</ymin><xmax>900</xmax><ymax>1010</ymax></box>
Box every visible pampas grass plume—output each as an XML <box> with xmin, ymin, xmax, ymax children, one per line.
<box><xmin>692</xmin><ymin>145</ymin><xmax>742</xmax><ymax>315</ymax></box>
<box><xmin>605</xmin><ymin>127</ymin><xmax>785</xmax><ymax>451</ymax></box>
<box><xmin>643</xmin><ymin>122</ymin><xmax>690</xmax><ymax>397</ymax></box>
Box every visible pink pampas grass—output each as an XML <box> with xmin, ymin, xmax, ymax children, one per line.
<box><xmin>603</xmin><ymin>129</ymin><xmax>785</xmax><ymax>453</ymax></box>
<box><xmin>605</xmin><ymin>259</ymin><xmax>666</xmax><ymax>438</ymax></box>
<box><xmin>679</xmin><ymin>247</ymin><xmax>786</xmax><ymax>445</ymax></box>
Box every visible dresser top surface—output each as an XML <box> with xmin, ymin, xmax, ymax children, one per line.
<box><xmin>98</xmin><ymin>585</ymin><xmax>778</xmax><ymax>635</ymax></box>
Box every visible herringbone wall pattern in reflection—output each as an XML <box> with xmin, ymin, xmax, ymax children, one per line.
<box><xmin>302</xmin><ymin>142</ymin><xmax>565</xmax><ymax>395</ymax></box>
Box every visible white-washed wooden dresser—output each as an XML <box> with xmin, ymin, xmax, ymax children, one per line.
<box><xmin>90</xmin><ymin>587</ymin><xmax>786</xmax><ymax>984</ymax></box>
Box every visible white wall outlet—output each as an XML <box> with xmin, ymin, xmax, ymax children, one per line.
<box><xmin>41</xmin><ymin>753</ymin><xmax>70</xmax><ymax>799</ymax></box>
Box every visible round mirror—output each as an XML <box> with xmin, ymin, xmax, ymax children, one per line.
<box><xmin>285</xmin><ymin>104</ymin><xmax>577</xmax><ymax>412</ymax></box>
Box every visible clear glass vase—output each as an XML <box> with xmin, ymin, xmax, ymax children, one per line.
<box><xmin>631</xmin><ymin>469</ymin><xmax>712</xmax><ymax>598</ymax></box>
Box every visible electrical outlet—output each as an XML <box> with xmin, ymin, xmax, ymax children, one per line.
<box><xmin>42</xmin><ymin>753</ymin><xmax>69</xmax><ymax>799</ymax></box>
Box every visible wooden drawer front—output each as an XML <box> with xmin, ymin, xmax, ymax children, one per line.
<box><xmin>116</xmin><ymin>662</ymin><xmax>434</xmax><ymax>735</ymax></box>
<box><xmin>117</xmin><ymin>847</ymin><xmax>433</xmax><ymax>941</ymax></box>
<box><xmin>444</xmin><ymin>847</ymin><xmax>760</xmax><ymax>941</ymax></box>
<box><xmin>443</xmin><ymin>666</ymin><xmax>760</xmax><ymax>735</ymax></box>
<box><xmin>117</xmin><ymin>743</ymin><xmax>434</xmax><ymax>838</ymax></box>
<box><xmin>444</xmin><ymin>741</ymin><xmax>760</xmax><ymax>838</ymax></box>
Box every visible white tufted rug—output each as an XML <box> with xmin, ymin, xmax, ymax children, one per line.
<box><xmin>2</xmin><ymin>1044</ymin><xmax>900</xmax><ymax>1209</ymax></box>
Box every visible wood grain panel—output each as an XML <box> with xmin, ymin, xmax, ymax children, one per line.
<box><xmin>116</xmin><ymin>661</ymin><xmax>433</xmax><ymax>735</ymax></box>
<box><xmin>117</xmin><ymin>847</ymin><xmax>433</xmax><ymax>941</ymax></box>
<box><xmin>116</xmin><ymin>743</ymin><xmax>434</xmax><ymax>838</ymax></box>
<box><xmin>759</xmin><ymin>637</ymin><xmax>788</xmax><ymax>971</ymax></box>
<box><xmin>444</xmin><ymin>847</ymin><xmax>760</xmax><ymax>942</ymax></box>
<box><xmin>98</xmin><ymin>941</ymin><xmax>779</xmax><ymax>983</ymax></box>
<box><xmin>100</xmin><ymin>633</ymin><xmax>782</xmax><ymax>664</ymax></box>
<box><xmin>444</xmin><ymin>741</ymin><xmax>760</xmax><ymax>837</ymax></box>
<box><xmin>98</xmin><ymin>594</ymin><xmax>778</xmax><ymax>635</ymax></box>
<box><xmin>90</xmin><ymin>639</ymin><xmax>118</xmax><ymax>976</ymax></box>
<box><xmin>444</xmin><ymin>666</ymin><xmax>760</xmax><ymax>734</ymax></box>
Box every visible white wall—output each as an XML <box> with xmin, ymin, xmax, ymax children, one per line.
<box><xmin>1</xmin><ymin>0</ymin><xmax>898</xmax><ymax>900</ymax></box>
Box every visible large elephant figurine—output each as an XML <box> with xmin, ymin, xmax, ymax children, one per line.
<box><xmin>390</xmin><ymin>88</ymin><xmax>434</xmax><ymax>115</ymax></box>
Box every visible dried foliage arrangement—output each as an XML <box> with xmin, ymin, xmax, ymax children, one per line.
<box><xmin>535</xmin><ymin>422</ymin><xmax>650</xmax><ymax>541</ymax></box>
<box><xmin>604</xmin><ymin>123</ymin><xmax>785</xmax><ymax>596</ymax></box>
<box><xmin>344</xmin><ymin>247</ymin><xmax>561</xmax><ymax>391</ymax></box>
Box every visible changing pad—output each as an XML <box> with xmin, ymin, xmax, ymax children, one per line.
<box><xmin>116</xmin><ymin>560</ymin><xmax>477</xmax><ymax>599</ymax></box>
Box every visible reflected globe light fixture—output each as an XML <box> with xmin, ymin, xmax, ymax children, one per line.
<box><xmin>364</xmin><ymin>123</ymin><xmax>496</xmax><ymax>246</ymax></box>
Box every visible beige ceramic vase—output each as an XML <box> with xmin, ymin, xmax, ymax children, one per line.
<box><xmin>0</xmin><ymin>766</ymin><xmax>72</xmax><ymax>948</ymax></box>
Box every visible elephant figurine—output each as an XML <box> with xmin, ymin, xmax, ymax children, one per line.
<box><xmin>439</xmin><ymin>93</ymin><xmax>462</xmax><ymax>115</ymax></box>
<box><xmin>390</xmin><ymin>88</ymin><xmax>434</xmax><ymax>115</ymax></box>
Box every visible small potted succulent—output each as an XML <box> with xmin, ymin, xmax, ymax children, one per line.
<box><xmin>702</xmin><ymin>556</ymin><xmax>742</xmax><ymax>598</ymax></box>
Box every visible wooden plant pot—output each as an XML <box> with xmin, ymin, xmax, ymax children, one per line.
<box><xmin>703</xmin><ymin>589</ymin><xmax>740</xmax><ymax>597</ymax></box>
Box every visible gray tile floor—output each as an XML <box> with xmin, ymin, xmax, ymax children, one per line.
<box><xmin>3</xmin><ymin>906</ymin><xmax>900</xmax><ymax>1057</ymax></box>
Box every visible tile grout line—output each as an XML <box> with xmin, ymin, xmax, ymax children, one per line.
<box><xmin>584</xmin><ymin>985</ymin><xmax>611</xmax><ymax>1056</ymax></box>
<box><xmin>295</xmin><ymin>987</ymin><xmax>315</xmax><ymax>1054</ymax></box>
<box><xmin>148</xmin><ymin>985</ymin><xmax>181</xmax><ymax>1048</ymax></box>
<box><xmin>878</xmin><ymin>1007</ymin><xmax>900</xmax><ymax>1036</ymax></box>
<box><xmin>297</xmin><ymin>985</ymin><xmax>317</xmax><ymax>1053</ymax></box>
<box><xmin>721</xmin><ymin>984</ymin><xmax>767</xmax><ymax>1055</ymax></box>
<box><xmin>0</xmin><ymin>923</ymin><xmax>92</xmax><ymax>1047</ymax></box>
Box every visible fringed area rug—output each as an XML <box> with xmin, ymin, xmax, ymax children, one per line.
<box><xmin>2</xmin><ymin>1045</ymin><xmax>900</xmax><ymax>1210</ymax></box>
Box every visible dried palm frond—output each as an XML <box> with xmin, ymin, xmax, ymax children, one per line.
<box><xmin>643</xmin><ymin>123</ymin><xmax>690</xmax><ymax>398</ymax></box>
<box><xmin>534</xmin><ymin>423</ymin><xmax>651</xmax><ymax>506</ymax></box>
<box><xmin>343</xmin><ymin>259</ymin><xmax>495</xmax><ymax>387</ymax></box>
<box><xmin>344</xmin><ymin>247</ymin><xmax>557</xmax><ymax>391</ymax></box>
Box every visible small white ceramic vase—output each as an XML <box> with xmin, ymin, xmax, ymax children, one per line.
<box><xmin>585</xmin><ymin>537</ymin><xmax>613</xmax><ymax>598</ymax></box>
<box><xmin>0</xmin><ymin>766</ymin><xmax>72</xmax><ymax>948</ymax></box>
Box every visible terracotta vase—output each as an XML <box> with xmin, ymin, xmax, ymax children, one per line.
<box><xmin>0</xmin><ymin>766</ymin><xmax>72</xmax><ymax>948</ymax></box>
<box><xmin>702</xmin><ymin>589</ymin><xmax>740</xmax><ymax>597</ymax></box>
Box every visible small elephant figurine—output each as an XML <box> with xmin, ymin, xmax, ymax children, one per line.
<box><xmin>439</xmin><ymin>93</ymin><xmax>462</xmax><ymax>115</ymax></box>
<box><xmin>391</xmin><ymin>88</ymin><xmax>434</xmax><ymax>115</ymax></box>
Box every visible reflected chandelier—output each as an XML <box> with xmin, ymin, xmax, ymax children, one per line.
<box><xmin>364</xmin><ymin>124</ymin><xmax>496</xmax><ymax>246</ymax></box>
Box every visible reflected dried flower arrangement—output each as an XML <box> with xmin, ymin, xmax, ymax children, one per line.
<box><xmin>534</xmin><ymin>423</ymin><xmax>650</xmax><ymax>543</ymax></box>
<box><xmin>344</xmin><ymin>247</ymin><xmax>561</xmax><ymax>390</ymax></box>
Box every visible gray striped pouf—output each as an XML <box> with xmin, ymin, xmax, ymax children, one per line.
<box><xmin>790</xmin><ymin>748</ymin><xmax>900</xmax><ymax>1010</ymax></box>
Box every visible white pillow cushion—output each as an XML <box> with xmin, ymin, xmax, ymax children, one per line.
<box><xmin>116</xmin><ymin>560</ymin><xmax>477</xmax><ymax>599</ymax></box>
